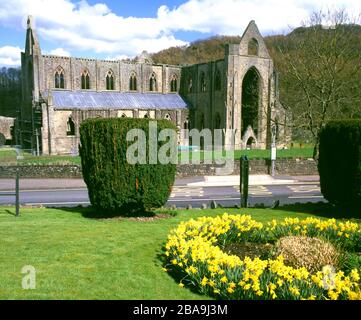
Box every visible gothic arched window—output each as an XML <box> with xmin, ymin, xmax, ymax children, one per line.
<box><xmin>81</xmin><ymin>70</ymin><xmax>90</xmax><ymax>90</ymax></box>
<box><xmin>170</xmin><ymin>75</ymin><xmax>178</xmax><ymax>92</ymax></box>
<box><xmin>66</xmin><ymin>117</ymin><xmax>75</xmax><ymax>136</ymax></box>
<box><xmin>248</xmin><ymin>38</ymin><xmax>259</xmax><ymax>56</ymax></box>
<box><xmin>129</xmin><ymin>72</ymin><xmax>137</xmax><ymax>91</ymax></box>
<box><xmin>275</xmin><ymin>117</ymin><xmax>280</xmax><ymax>141</ymax></box>
<box><xmin>200</xmin><ymin>72</ymin><xmax>206</xmax><ymax>92</ymax></box>
<box><xmin>199</xmin><ymin>113</ymin><xmax>205</xmax><ymax>130</ymax></box>
<box><xmin>214</xmin><ymin>113</ymin><xmax>221</xmax><ymax>129</ymax></box>
<box><xmin>55</xmin><ymin>66</ymin><xmax>65</xmax><ymax>89</ymax></box>
<box><xmin>106</xmin><ymin>70</ymin><xmax>115</xmax><ymax>90</ymax></box>
<box><xmin>188</xmin><ymin>77</ymin><xmax>193</xmax><ymax>93</ymax></box>
<box><xmin>149</xmin><ymin>73</ymin><xmax>157</xmax><ymax>92</ymax></box>
<box><xmin>215</xmin><ymin>69</ymin><xmax>221</xmax><ymax>91</ymax></box>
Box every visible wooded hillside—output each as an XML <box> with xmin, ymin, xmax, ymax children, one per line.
<box><xmin>0</xmin><ymin>67</ymin><xmax>21</xmax><ymax>118</ymax></box>
<box><xmin>151</xmin><ymin>24</ymin><xmax>361</xmax><ymax>142</ymax></box>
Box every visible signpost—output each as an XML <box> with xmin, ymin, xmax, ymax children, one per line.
<box><xmin>15</xmin><ymin>174</ymin><xmax>19</xmax><ymax>217</ymax></box>
<box><xmin>240</xmin><ymin>155</ymin><xmax>249</xmax><ymax>208</ymax></box>
<box><xmin>271</xmin><ymin>125</ymin><xmax>277</xmax><ymax>177</ymax></box>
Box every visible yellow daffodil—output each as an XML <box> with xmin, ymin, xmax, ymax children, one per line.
<box><xmin>220</xmin><ymin>276</ymin><xmax>228</xmax><ymax>283</ymax></box>
<box><xmin>165</xmin><ymin>213</ymin><xmax>361</xmax><ymax>301</ymax></box>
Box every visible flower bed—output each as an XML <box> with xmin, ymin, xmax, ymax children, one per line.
<box><xmin>164</xmin><ymin>214</ymin><xmax>361</xmax><ymax>300</ymax></box>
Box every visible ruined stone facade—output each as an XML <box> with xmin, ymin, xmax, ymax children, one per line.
<box><xmin>181</xmin><ymin>22</ymin><xmax>290</xmax><ymax>149</ymax></box>
<box><xmin>19</xmin><ymin>16</ymin><xmax>289</xmax><ymax>155</ymax></box>
<box><xmin>0</xmin><ymin>116</ymin><xmax>15</xmax><ymax>145</ymax></box>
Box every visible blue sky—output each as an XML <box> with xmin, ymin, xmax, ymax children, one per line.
<box><xmin>0</xmin><ymin>0</ymin><xmax>360</xmax><ymax>67</ymax></box>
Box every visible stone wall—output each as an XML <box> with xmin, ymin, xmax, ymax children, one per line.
<box><xmin>41</xmin><ymin>56</ymin><xmax>181</xmax><ymax>94</ymax></box>
<box><xmin>177</xmin><ymin>158</ymin><xmax>318</xmax><ymax>177</ymax></box>
<box><xmin>0</xmin><ymin>116</ymin><xmax>15</xmax><ymax>141</ymax></box>
<box><xmin>42</xmin><ymin>107</ymin><xmax>189</xmax><ymax>155</ymax></box>
<box><xmin>0</xmin><ymin>158</ymin><xmax>318</xmax><ymax>178</ymax></box>
<box><xmin>0</xmin><ymin>165</ymin><xmax>82</xmax><ymax>178</ymax></box>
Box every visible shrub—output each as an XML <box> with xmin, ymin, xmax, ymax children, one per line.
<box><xmin>79</xmin><ymin>118</ymin><xmax>177</xmax><ymax>214</ymax></box>
<box><xmin>273</xmin><ymin>236</ymin><xmax>339</xmax><ymax>273</ymax></box>
<box><xmin>318</xmin><ymin>120</ymin><xmax>361</xmax><ymax>207</ymax></box>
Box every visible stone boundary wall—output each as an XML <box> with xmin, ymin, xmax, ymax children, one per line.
<box><xmin>0</xmin><ymin>158</ymin><xmax>318</xmax><ymax>179</ymax></box>
<box><xmin>177</xmin><ymin>158</ymin><xmax>318</xmax><ymax>177</ymax></box>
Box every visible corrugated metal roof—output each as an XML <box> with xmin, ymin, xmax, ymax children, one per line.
<box><xmin>42</xmin><ymin>90</ymin><xmax>188</xmax><ymax>110</ymax></box>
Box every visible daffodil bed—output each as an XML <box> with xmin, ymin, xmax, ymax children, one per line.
<box><xmin>164</xmin><ymin>214</ymin><xmax>361</xmax><ymax>300</ymax></box>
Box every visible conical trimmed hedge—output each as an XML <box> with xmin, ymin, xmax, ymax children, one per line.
<box><xmin>79</xmin><ymin>118</ymin><xmax>177</xmax><ymax>214</ymax></box>
<box><xmin>318</xmin><ymin>120</ymin><xmax>361</xmax><ymax>207</ymax></box>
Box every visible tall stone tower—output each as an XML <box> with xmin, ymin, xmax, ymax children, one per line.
<box><xmin>20</xmin><ymin>15</ymin><xmax>43</xmax><ymax>150</ymax></box>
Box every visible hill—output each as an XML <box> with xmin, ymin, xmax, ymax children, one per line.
<box><xmin>152</xmin><ymin>36</ymin><xmax>242</xmax><ymax>65</ymax></box>
<box><xmin>151</xmin><ymin>24</ymin><xmax>361</xmax><ymax>66</ymax></box>
<box><xmin>151</xmin><ymin>24</ymin><xmax>361</xmax><ymax>143</ymax></box>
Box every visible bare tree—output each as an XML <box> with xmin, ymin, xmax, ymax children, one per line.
<box><xmin>276</xmin><ymin>9</ymin><xmax>361</xmax><ymax>159</ymax></box>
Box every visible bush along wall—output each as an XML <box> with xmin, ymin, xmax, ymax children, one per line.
<box><xmin>79</xmin><ymin>118</ymin><xmax>177</xmax><ymax>215</ymax></box>
<box><xmin>318</xmin><ymin>120</ymin><xmax>361</xmax><ymax>208</ymax></box>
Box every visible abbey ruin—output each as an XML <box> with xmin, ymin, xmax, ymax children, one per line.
<box><xmin>16</xmin><ymin>16</ymin><xmax>289</xmax><ymax>155</ymax></box>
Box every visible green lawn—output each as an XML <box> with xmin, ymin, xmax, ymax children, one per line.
<box><xmin>19</xmin><ymin>154</ymin><xmax>82</xmax><ymax>165</ymax></box>
<box><xmin>0</xmin><ymin>147</ymin><xmax>314</xmax><ymax>166</ymax></box>
<box><xmin>0</xmin><ymin>148</ymin><xmax>81</xmax><ymax>165</ymax></box>
<box><xmin>0</xmin><ymin>149</ymin><xmax>18</xmax><ymax>163</ymax></box>
<box><xmin>0</xmin><ymin>205</ymin><xmax>355</xmax><ymax>300</ymax></box>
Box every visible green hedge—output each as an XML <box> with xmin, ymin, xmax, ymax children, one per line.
<box><xmin>318</xmin><ymin>120</ymin><xmax>361</xmax><ymax>207</ymax></box>
<box><xmin>79</xmin><ymin>118</ymin><xmax>177</xmax><ymax>214</ymax></box>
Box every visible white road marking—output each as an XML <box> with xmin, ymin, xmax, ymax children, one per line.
<box><xmin>234</xmin><ymin>185</ymin><xmax>272</xmax><ymax>196</ymax></box>
<box><xmin>170</xmin><ymin>187</ymin><xmax>204</xmax><ymax>198</ymax></box>
<box><xmin>252</xmin><ymin>195</ymin><xmax>273</xmax><ymax>198</ymax></box>
<box><xmin>0</xmin><ymin>188</ymin><xmax>87</xmax><ymax>193</ymax></box>
<box><xmin>168</xmin><ymin>197</ymin><xmax>240</xmax><ymax>202</ymax></box>
<box><xmin>24</xmin><ymin>201</ymin><xmax>91</xmax><ymax>206</ymax></box>
<box><xmin>288</xmin><ymin>196</ymin><xmax>324</xmax><ymax>199</ymax></box>
<box><xmin>288</xmin><ymin>185</ymin><xmax>320</xmax><ymax>193</ymax></box>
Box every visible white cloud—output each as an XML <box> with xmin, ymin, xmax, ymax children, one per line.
<box><xmin>105</xmin><ymin>54</ymin><xmax>130</xmax><ymax>61</ymax></box>
<box><xmin>49</xmin><ymin>48</ymin><xmax>71</xmax><ymax>57</ymax></box>
<box><xmin>0</xmin><ymin>0</ymin><xmax>360</xmax><ymax>59</ymax></box>
<box><xmin>157</xmin><ymin>0</ymin><xmax>361</xmax><ymax>35</ymax></box>
<box><xmin>0</xmin><ymin>46</ymin><xmax>22</xmax><ymax>66</ymax></box>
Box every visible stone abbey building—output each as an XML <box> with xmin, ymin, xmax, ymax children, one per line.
<box><xmin>19</xmin><ymin>16</ymin><xmax>289</xmax><ymax>155</ymax></box>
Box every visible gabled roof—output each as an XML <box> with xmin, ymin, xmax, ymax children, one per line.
<box><xmin>241</xmin><ymin>20</ymin><xmax>263</xmax><ymax>41</ymax></box>
<box><xmin>239</xmin><ymin>20</ymin><xmax>271</xmax><ymax>59</ymax></box>
<box><xmin>42</xmin><ymin>90</ymin><xmax>188</xmax><ymax>110</ymax></box>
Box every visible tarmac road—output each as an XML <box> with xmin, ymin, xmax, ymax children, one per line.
<box><xmin>0</xmin><ymin>176</ymin><xmax>325</xmax><ymax>208</ymax></box>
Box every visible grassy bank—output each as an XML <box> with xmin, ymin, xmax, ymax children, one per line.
<box><xmin>0</xmin><ymin>205</ymin><xmax>356</xmax><ymax>300</ymax></box>
<box><xmin>0</xmin><ymin>147</ymin><xmax>314</xmax><ymax>166</ymax></box>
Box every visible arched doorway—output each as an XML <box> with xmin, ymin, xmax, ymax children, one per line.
<box><xmin>242</xmin><ymin>67</ymin><xmax>261</xmax><ymax>138</ymax></box>
<box><xmin>66</xmin><ymin>117</ymin><xmax>76</xmax><ymax>136</ymax></box>
<box><xmin>246</xmin><ymin>137</ymin><xmax>256</xmax><ymax>149</ymax></box>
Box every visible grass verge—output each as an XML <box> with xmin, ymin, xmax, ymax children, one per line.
<box><xmin>0</xmin><ymin>205</ymin><xmax>352</xmax><ymax>300</ymax></box>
